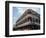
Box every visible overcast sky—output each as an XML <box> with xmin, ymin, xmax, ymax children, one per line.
<box><xmin>13</xmin><ymin>7</ymin><xmax>40</xmax><ymax>26</ymax></box>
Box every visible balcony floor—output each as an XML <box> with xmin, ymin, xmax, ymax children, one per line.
<box><xmin>13</xmin><ymin>24</ymin><xmax>40</xmax><ymax>31</ymax></box>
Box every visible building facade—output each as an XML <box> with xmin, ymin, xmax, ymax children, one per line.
<box><xmin>13</xmin><ymin>9</ymin><xmax>40</xmax><ymax>30</ymax></box>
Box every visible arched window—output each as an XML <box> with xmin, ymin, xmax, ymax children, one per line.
<box><xmin>33</xmin><ymin>18</ymin><xmax>35</xmax><ymax>23</ymax></box>
<box><xmin>39</xmin><ymin>20</ymin><xmax>40</xmax><ymax>24</ymax></box>
<box><xmin>36</xmin><ymin>19</ymin><xmax>38</xmax><ymax>23</ymax></box>
<box><xmin>28</xmin><ymin>17</ymin><xmax>32</xmax><ymax>22</ymax></box>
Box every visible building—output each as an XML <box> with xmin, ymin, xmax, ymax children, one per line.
<box><xmin>13</xmin><ymin>9</ymin><xmax>40</xmax><ymax>30</ymax></box>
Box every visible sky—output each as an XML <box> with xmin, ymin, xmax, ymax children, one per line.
<box><xmin>13</xmin><ymin>7</ymin><xmax>40</xmax><ymax>26</ymax></box>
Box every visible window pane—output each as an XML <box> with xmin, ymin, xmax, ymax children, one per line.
<box><xmin>36</xmin><ymin>19</ymin><xmax>38</xmax><ymax>23</ymax></box>
<box><xmin>33</xmin><ymin>18</ymin><xmax>35</xmax><ymax>22</ymax></box>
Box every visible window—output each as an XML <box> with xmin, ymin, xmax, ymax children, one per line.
<box><xmin>36</xmin><ymin>19</ymin><xmax>38</xmax><ymax>23</ymax></box>
<box><xmin>28</xmin><ymin>17</ymin><xmax>32</xmax><ymax>22</ymax></box>
<box><xmin>39</xmin><ymin>20</ymin><xmax>40</xmax><ymax>24</ymax></box>
<box><xmin>33</xmin><ymin>18</ymin><xmax>35</xmax><ymax>22</ymax></box>
<box><xmin>30</xmin><ymin>17</ymin><xmax>32</xmax><ymax>22</ymax></box>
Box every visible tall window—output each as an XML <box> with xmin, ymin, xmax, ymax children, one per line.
<box><xmin>28</xmin><ymin>17</ymin><xmax>32</xmax><ymax>22</ymax></box>
<box><xmin>36</xmin><ymin>19</ymin><xmax>38</xmax><ymax>23</ymax></box>
<box><xmin>33</xmin><ymin>18</ymin><xmax>35</xmax><ymax>23</ymax></box>
<box><xmin>39</xmin><ymin>20</ymin><xmax>40</xmax><ymax>24</ymax></box>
